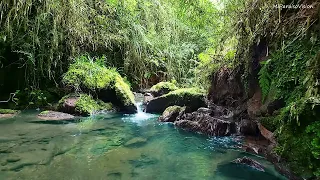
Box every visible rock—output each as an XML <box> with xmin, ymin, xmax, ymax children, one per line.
<box><xmin>145</xmin><ymin>88</ymin><xmax>206</xmax><ymax>113</ymax></box>
<box><xmin>257</xmin><ymin>122</ymin><xmax>275</xmax><ymax>143</ymax></box>
<box><xmin>58</xmin><ymin>94</ymin><xmax>114</xmax><ymax>116</ymax></box>
<box><xmin>0</xmin><ymin>109</ymin><xmax>19</xmax><ymax>118</ymax></box>
<box><xmin>59</xmin><ymin>96</ymin><xmax>78</xmax><ymax>115</ymax></box>
<box><xmin>232</xmin><ymin>156</ymin><xmax>265</xmax><ymax>172</ymax></box>
<box><xmin>174</xmin><ymin>109</ymin><xmax>236</xmax><ymax>136</ymax></box>
<box><xmin>148</xmin><ymin>82</ymin><xmax>178</xmax><ymax>97</ymax></box>
<box><xmin>208</xmin><ymin>67</ymin><xmax>244</xmax><ymax>107</ymax></box>
<box><xmin>158</xmin><ymin>106</ymin><xmax>185</xmax><ymax>122</ymax></box>
<box><xmin>124</xmin><ymin>137</ymin><xmax>147</xmax><ymax>147</ymax></box>
<box><xmin>143</xmin><ymin>93</ymin><xmax>154</xmax><ymax>105</ymax></box>
<box><xmin>37</xmin><ymin>111</ymin><xmax>75</xmax><ymax>121</ymax></box>
<box><xmin>238</xmin><ymin>119</ymin><xmax>259</xmax><ymax>136</ymax></box>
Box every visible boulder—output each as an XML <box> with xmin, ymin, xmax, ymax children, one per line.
<box><xmin>158</xmin><ymin>106</ymin><xmax>185</xmax><ymax>122</ymax></box>
<box><xmin>238</xmin><ymin>119</ymin><xmax>259</xmax><ymax>136</ymax></box>
<box><xmin>62</xmin><ymin>60</ymin><xmax>137</xmax><ymax>114</ymax></box>
<box><xmin>37</xmin><ymin>111</ymin><xmax>75</xmax><ymax>121</ymax></box>
<box><xmin>58</xmin><ymin>94</ymin><xmax>113</xmax><ymax>116</ymax></box>
<box><xmin>208</xmin><ymin>67</ymin><xmax>244</xmax><ymax>107</ymax></box>
<box><xmin>232</xmin><ymin>156</ymin><xmax>265</xmax><ymax>172</ymax></box>
<box><xmin>143</xmin><ymin>93</ymin><xmax>154</xmax><ymax>105</ymax></box>
<box><xmin>148</xmin><ymin>82</ymin><xmax>178</xmax><ymax>97</ymax></box>
<box><xmin>174</xmin><ymin>108</ymin><xmax>237</xmax><ymax>136</ymax></box>
<box><xmin>145</xmin><ymin>88</ymin><xmax>206</xmax><ymax>113</ymax></box>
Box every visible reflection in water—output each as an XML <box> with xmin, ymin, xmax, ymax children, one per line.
<box><xmin>0</xmin><ymin>109</ymin><xmax>286</xmax><ymax>180</ymax></box>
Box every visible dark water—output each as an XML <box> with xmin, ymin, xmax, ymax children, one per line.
<box><xmin>0</xmin><ymin>105</ymin><xmax>286</xmax><ymax>180</ymax></box>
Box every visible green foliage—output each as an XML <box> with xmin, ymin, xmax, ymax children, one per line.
<box><xmin>62</xmin><ymin>56</ymin><xmax>118</xmax><ymax>90</ymax></box>
<box><xmin>0</xmin><ymin>108</ymin><xmax>18</xmax><ymax>114</ymax></box>
<box><xmin>12</xmin><ymin>89</ymin><xmax>55</xmax><ymax>109</ymax></box>
<box><xmin>258</xmin><ymin>59</ymin><xmax>271</xmax><ymax>100</ymax></box>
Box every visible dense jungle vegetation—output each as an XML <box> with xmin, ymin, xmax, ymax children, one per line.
<box><xmin>0</xmin><ymin>0</ymin><xmax>319</xmax><ymax>178</ymax></box>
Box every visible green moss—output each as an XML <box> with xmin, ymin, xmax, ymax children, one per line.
<box><xmin>163</xmin><ymin>105</ymin><xmax>184</xmax><ymax>115</ymax></box>
<box><xmin>150</xmin><ymin>82</ymin><xmax>178</xmax><ymax>92</ymax></box>
<box><xmin>164</xmin><ymin>88</ymin><xmax>205</xmax><ymax>98</ymax></box>
<box><xmin>0</xmin><ymin>109</ymin><xmax>18</xmax><ymax>114</ymax></box>
<box><xmin>62</xmin><ymin>56</ymin><xmax>136</xmax><ymax>108</ymax></box>
<box><xmin>59</xmin><ymin>93</ymin><xmax>113</xmax><ymax>116</ymax></box>
<box><xmin>39</xmin><ymin>110</ymin><xmax>50</xmax><ymax>115</ymax></box>
<box><xmin>113</xmin><ymin>75</ymin><xmax>135</xmax><ymax>106</ymax></box>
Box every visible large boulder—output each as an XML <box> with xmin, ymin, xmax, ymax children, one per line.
<box><xmin>158</xmin><ymin>106</ymin><xmax>185</xmax><ymax>122</ymax></box>
<box><xmin>145</xmin><ymin>88</ymin><xmax>206</xmax><ymax>113</ymax></box>
<box><xmin>208</xmin><ymin>67</ymin><xmax>244</xmax><ymax>107</ymax></box>
<box><xmin>62</xmin><ymin>59</ymin><xmax>137</xmax><ymax>113</ymax></box>
<box><xmin>58</xmin><ymin>94</ymin><xmax>113</xmax><ymax>116</ymax></box>
<box><xmin>174</xmin><ymin>108</ymin><xmax>237</xmax><ymax>136</ymax></box>
<box><xmin>148</xmin><ymin>82</ymin><xmax>178</xmax><ymax>97</ymax></box>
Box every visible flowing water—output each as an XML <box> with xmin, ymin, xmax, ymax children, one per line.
<box><xmin>0</xmin><ymin>103</ymin><xmax>286</xmax><ymax>180</ymax></box>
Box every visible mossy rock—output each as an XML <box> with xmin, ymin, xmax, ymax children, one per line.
<box><xmin>58</xmin><ymin>94</ymin><xmax>113</xmax><ymax>116</ymax></box>
<box><xmin>149</xmin><ymin>82</ymin><xmax>178</xmax><ymax>96</ymax></box>
<box><xmin>0</xmin><ymin>109</ymin><xmax>19</xmax><ymax>114</ymax></box>
<box><xmin>62</xmin><ymin>59</ymin><xmax>136</xmax><ymax>113</ymax></box>
<box><xmin>146</xmin><ymin>88</ymin><xmax>206</xmax><ymax>113</ymax></box>
<box><xmin>158</xmin><ymin>106</ymin><xmax>185</xmax><ymax>122</ymax></box>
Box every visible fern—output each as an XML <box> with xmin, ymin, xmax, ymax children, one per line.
<box><xmin>258</xmin><ymin>59</ymin><xmax>271</xmax><ymax>100</ymax></box>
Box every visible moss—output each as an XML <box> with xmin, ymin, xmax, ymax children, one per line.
<box><xmin>113</xmin><ymin>75</ymin><xmax>135</xmax><ymax>106</ymax></box>
<box><xmin>0</xmin><ymin>109</ymin><xmax>18</xmax><ymax>114</ymax></box>
<box><xmin>163</xmin><ymin>88</ymin><xmax>205</xmax><ymax>98</ymax></box>
<box><xmin>62</xmin><ymin>57</ymin><xmax>136</xmax><ymax>109</ymax></box>
<box><xmin>150</xmin><ymin>82</ymin><xmax>178</xmax><ymax>92</ymax></box>
<box><xmin>39</xmin><ymin>110</ymin><xmax>50</xmax><ymax>115</ymax></box>
<box><xmin>59</xmin><ymin>93</ymin><xmax>113</xmax><ymax>116</ymax></box>
<box><xmin>163</xmin><ymin>105</ymin><xmax>184</xmax><ymax>115</ymax></box>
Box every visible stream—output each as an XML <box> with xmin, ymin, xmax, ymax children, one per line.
<box><xmin>0</xmin><ymin>103</ymin><xmax>286</xmax><ymax>180</ymax></box>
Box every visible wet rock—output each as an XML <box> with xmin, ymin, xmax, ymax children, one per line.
<box><xmin>174</xmin><ymin>110</ymin><xmax>236</xmax><ymax>136</ymax></box>
<box><xmin>232</xmin><ymin>156</ymin><xmax>265</xmax><ymax>172</ymax></box>
<box><xmin>208</xmin><ymin>67</ymin><xmax>244</xmax><ymax>107</ymax></box>
<box><xmin>143</xmin><ymin>93</ymin><xmax>154</xmax><ymax>105</ymax></box>
<box><xmin>158</xmin><ymin>106</ymin><xmax>185</xmax><ymax>122</ymax></box>
<box><xmin>238</xmin><ymin>119</ymin><xmax>259</xmax><ymax>136</ymax></box>
<box><xmin>37</xmin><ymin>111</ymin><xmax>75</xmax><ymax>121</ymax></box>
<box><xmin>124</xmin><ymin>137</ymin><xmax>147</xmax><ymax>147</ymax></box>
<box><xmin>59</xmin><ymin>96</ymin><xmax>78</xmax><ymax>115</ymax></box>
<box><xmin>257</xmin><ymin>123</ymin><xmax>275</xmax><ymax>143</ymax></box>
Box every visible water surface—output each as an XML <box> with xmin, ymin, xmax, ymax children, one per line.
<box><xmin>0</xmin><ymin>107</ymin><xmax>286</xmax><ymax>180</ymax></box>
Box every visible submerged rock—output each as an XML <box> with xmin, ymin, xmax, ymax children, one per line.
<box><xmin>145</xmin><ymin>88</ymin><xmax>206</xmax><ymax>113</ymax></box>
<box><xmin>158</xmin><ymin>106</ymin><xmax>185</xmax><ymax>122</ymax></box>
<box><xmin>124</xmin><ymin>137</ymin><xmax>147</xmax><ymax>147</ymax></box>
<box><xmin>37</xmin><ymin>111</ymin><xmax>75</xmax><ymax>121</ymax></box>
<box><xmin>232</xmin><ymin>156</ymin><xmax>265</xmax><ymax>172</ymax></box>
